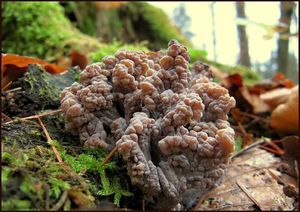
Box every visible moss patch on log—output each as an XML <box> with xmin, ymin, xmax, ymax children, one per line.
<box><xmin>2</xmin><ymin>2</ymin><xmax>101</xmax><ymax>62</ymax></box>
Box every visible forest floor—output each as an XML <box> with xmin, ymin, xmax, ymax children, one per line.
<box><xmin>1</xmin><ymin>55</ymin><xmax>298</xmax><ymax>210</ymax></box>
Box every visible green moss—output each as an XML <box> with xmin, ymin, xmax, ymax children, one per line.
<box><xmin>189</xmin><ymin>51</ymin><xmax>260</xmax><ymax>86</ymax></box>
<box><xmin>2</xmin><ymin>2</ymin><xmax>101</xmax><ymax>61</ymax></box>
<box><xmin>50</xmin><ymin>140</ymin><xmax>132</xmax><ymax>207</ymax></box>
<box><xmin>234</xmin><ymin>136</ymin><xmax>243</xmax><ymax>153</ymax></box>
<box><xmin>1</xmin><ymin>143</ymin><xmax>94</xmax><ymax>210</ymax></box>
<box><xmin>2</xmin><ymin>198</ymin><xmax>31</xmax><ymax>210</ymax></box>
<box><xmin>120</xmin><ymin>2</ymin><xmax>192</xmax><ymax>50</ymax></box>
<box><xmin>2</xmin><ymin>121</ymin><xmax>45</xmax><ymax>149</ymax></box>
<box><xmin>62</xmin><ymin>2</ymin><xmax>97</xmax><ymax>36</ymax></box>
<box><xmin>90</xmin><ymin>41</ymin><xmax>149</xmax><ymax>62</ymax></box>
<box><xmin>3</xmin><ymin>64</ymin><xmax>81</xmax><ymax>117</ymax></box>
<box><xmin>207</xmin><ymin>60</ymin><xmax>260</xmax><ymax>86</ymax></box>
<box><xmin>49</xmin><ymin>178</ymin><xmax>71</xmax><ymax>199</ymax></box>
<box><xmin>23</xmin><ymin>65</ymin><xmax>61</xmax><ymax>106</ymax></box>
<box><xmin>188</xmin><ymin>48</ymin><xmax>208</xmax><ymax>61</ymax></box>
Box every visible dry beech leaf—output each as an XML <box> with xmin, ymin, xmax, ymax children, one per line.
<box><xmin>223</xmin><ymin>73</ymin><xmax>270</xmax><ymax>113</ymax></box>
<box><xmin>196</xmin><ymin>147</ymin><xmax>295</xmax><ymax>210</ymax></box>
<box><xmin>260</xmin><ymin>87</ymin><xmax>291</xmax><ymax>109</ymax></box>
<box><xmin>1</xmin><ymin>54</ymin><xmax>66</xmax><ymax>90</ymax></box>
<box><xmin>69</xmin><ymin>51</ymin><xmax>88</xmax><ymax>70</ymax></box>
<box><xmin>270</xmin><ymin>85</ymin><xmax>299</xmax><ymax>133</ymax></box>
<box><xmin>272</xmin><ymin>72</ymin><xmax>294</xmax><ymax>88</ymax></box>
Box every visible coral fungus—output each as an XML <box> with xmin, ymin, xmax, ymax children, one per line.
<box><xmin>60</xmin><ymin>40</ymin><xmax>236</xmax><ymax>210</ymax></box>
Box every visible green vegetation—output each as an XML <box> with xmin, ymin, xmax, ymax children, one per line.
<box><xmin>188</xmin><ymin>49</ymin><xmax>260</xmax><ymax>85</ymax></box>
<box><xmin>2</xmin><ymin>2</ymin><xmax>101</xmax><ymax>61</ymax></box>
<box><xmin>234</xmin><ymin>136</ymin><xmax>243</xmax><ymax>153</ymax></box>
<box><xmin>2</xmin><ymin>120</ymin><xmax>132</xmax><ymax>210</ymax></box>
<box><xmin>63</xmin><ymin>2</ymin><xmax>98</xmax><ymax>37</ymax></box>
<box><xmin>120</xmin><ymin>2</ymin><xmax>192</xmax><ymax>50</ymax></box>
<box><xmin>1</xmin><ymin>139</ymin><xmax>94</xmax><ymax>210</ymax></box>
<box><xmin>50</xmin><ymin>140</ymin><xmax>133</xmax><ymax>206</ymax></box>
<box><xmin>90</xmin><ymin>41</ymin><xmax>149</xmax><ymax>62</ymax></box>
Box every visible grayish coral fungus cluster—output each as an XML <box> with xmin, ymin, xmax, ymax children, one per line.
<box><xmin>60</xmin><ymin>40</ymin><xmax>236</xmax><ymax>210</ymax></box>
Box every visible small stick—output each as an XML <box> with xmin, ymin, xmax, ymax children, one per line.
<box><xmin>5</xmin><ymin>109</ymin><xmax>62</xmax><ymax>124</ymax></box>
<box><xmin>266</xmin><ymin>168</ymin><xmax>285</xmax><ymax>184</ymax></box>
<box><xmin>295</xmin><ymin>160</ymin><xmax>299</xmax><ymax>190</ymax></box>
<box><xmin>5</xmin><ymin>87</ymin><xmax>22</xmax><ymax>93</ymax></box>
<box><xmin>237</xmin><ymin>121</ymin><xmax>247</xmax><ymax>136</ymax></box>
<box><xmin>1</xmin><ymin>112</ymin><xmax>12</xmax><ymax>121</ymax></box>
<box><xmin>236</xmin><ymin>180</ymin><xmax>263</xmax><ymax>210</ymax></box>
<box><xmin>263</xmin><ymin>139</ymin><xmax>285</xmax><ymax>155</ymax></box>
<box><xmin>259</xmin><ymin>145</ymin><xmax>284</xmax><ymax>155</ymax></box>
<box><xmin>50</xmin><ymin>190</ymin><xmax>68</xmax><ymax>211</ymax></box>
<box><xmin>238</xmin><ymin>111</ymin><xmax>269</xmax><ymax>123</ymax></box>
<box><xmin>100</xmin><ymin>146</ymin><xmax>118</xmax><ymax>166</ymax></box>
<box><xmin>231</xmin><ymin>140</ymin><xmax>265</xmax><ymax>159</ymax></box>
<box><xmin>2</xmin><ymin>81</ymin><xmax>12</xmax><ymax>91</ymax></box>
<box><xmin>37</xmin><ymin>116</ymin><xmax>63</xmax><ymax>163</ymax></box>
<box><xmin>142</xmin><ymin>199</ymin><xmax>145</xmax><ymax>211</ymax></box>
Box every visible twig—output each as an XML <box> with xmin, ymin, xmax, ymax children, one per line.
<box><xmin>2</xmin><ymin>81</ymin><xmax>12</xmax><ymax>91</ymax></box>
<box><xmin>5</xmin><ymin>109</ymin><xmax>62</xmax><ymax>124</ymax></box>
<box><xmin>5</xmin><ymin>87</ymin><xmax>22</xmax><ymax>93</ymax></box>
<box><xmin>100</xmin><ymin>146</ymin><xmax>118</xmax><ymax>167</ymax></box>
<box><xmin>37</xmin><ymin>116</ymin><xmax>63</xmax><ymax>163</ymax></box>
<box><xmin>240</xmin><ymin>111</ymin><xmax>269</xmax><ymax>124</ymax></box>
<box><xmin>263</xmin><ymin>139</ymin><xmax>285</xmax><ymax>155</ymax></box>
<box><xmin>237</xmin><ymin>121</ymin><xmax>247</xmax><ymax>136</ymax></box>
<box><xmin>142</xmin><ymin>199</ymin><xmax>145</xmax><ymax>211</ymax></box>
<box><xmin>266</xmin><ymin>168</ymin><xmax>285</xmax><ymax>185</ymax></box>
<box><xmin>50</xmin><ymin>190</ymin><xmax>68</xmax><ymax>211</ymax></box>
<box><xmin>1</xmin><ymin>112</ymin><xmax>12</xmax><ymax>121</ymax></box>
<box><xmin>259</xmin><ymin>145</ymin><xmax>284</xmax><ymax>155</ymax></box>
<box><xmin>231</xmin><ymin>140</ymin><xmax>265</xmax><ymax>159</ymax></box>
<box><xmin>295</xmin><ymin>160</ymin><xmax>299</xmax><ymax>190</ymax></box>
<box><xmin>236</xmin><ymin>180</ymin><xmax>263</xmax><ymax>210</ymax></box>
<box><xmin>245</xmin><ymin>117</ymin><xmax>260</xmax><ymax>128</ymax></box>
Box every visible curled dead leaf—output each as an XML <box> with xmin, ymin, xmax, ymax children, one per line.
<box><xmin>260</xmin><ymin>88</ymin><xmax>291</xmax><ymax>109</ymax></box>
<box><xmin>270</xmin><ymin>86</ymin><xmax>299</xmax><ymax>134</ymax></box>
<box><xmin>1</xmin><ymin>54</ymin><xmax>66</xmax><ymax>90</ymax></box>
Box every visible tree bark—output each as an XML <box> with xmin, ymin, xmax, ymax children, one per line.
<box><xmin>235</xmin><ymin>2</ymin><xmax>251</xmax><ymax>67</ymax></box>
<box><xmin>277</xmin><ymin>1</ymin><xmax>295</xmax><ymax>74</ymax></box>
<box><xmin>210</xmin><ymin>2</ymin><xmax>217</xmax><ymax>61</ymax></box>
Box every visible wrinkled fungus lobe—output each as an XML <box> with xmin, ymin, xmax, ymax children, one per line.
<box><xmin>61</xmin><ymin>40</ymin><xmax>236</xmax><ymax>210</ymax></box>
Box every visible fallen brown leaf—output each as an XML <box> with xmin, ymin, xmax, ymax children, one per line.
<box><xmin>1</xmin><ymin>54</ymin><xmax>66</xmax><ymax>90</ymax></box>
<box><xmin>196</xmin><ymin>147</ymin><xmax>296</xmax><ymax>210</ymax></box>
<box><xmin>270</xmin><ymin>86</ymin><xmax>299</xmax><ymax>134</ymax></box>
<box><xmin>69</xmin><ymin>51</ymin><xmax>88</xmax><ymax>70</ymax></box>
<box><xmin>223</xmin><ymin>73</ymin><xmax>271</xmax><ymax>114</ymax></box>
<box><xmin>260</xmin><ymin>88</ymin><xmax>291</xmax><ymax>109</ymax></box>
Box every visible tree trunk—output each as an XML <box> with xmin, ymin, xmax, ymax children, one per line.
<box><xmin>210</xmin><ymin>2</ymin><xmax>217</xmax><ymax>61</ymax></box>
<box><xmin>235</xmin><ymin>2</ymin><xmax>251</xmax><ymax>67</ymax></box>
<box><xmin>277</xmin><ymin>1</ymin><xmax>295</xmax><ymax>74</ymax></box>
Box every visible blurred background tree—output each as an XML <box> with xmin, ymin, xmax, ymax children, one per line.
<box><xmin>210</xmin><ymin>2</ymin><xmax>217</xmax><ymax>61</ymax></box>
<box><xmin>276</xmin><ymin>1</ymin><xmax>296</xmax><ymax>74</ymax></box>
<box><xmin>235</xmin><ymin>2</ymin><xmax>251</xmax><ymax>68</ymax></box>
<box><xmin>2</xmin><ymin>1</ymin><xmax>297</xmax><ymax>85</ymax></box>
<box><xmin>172</xmin><ymin>3</ymin><xmax>195</xmax><ymax>40</ymax></box>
